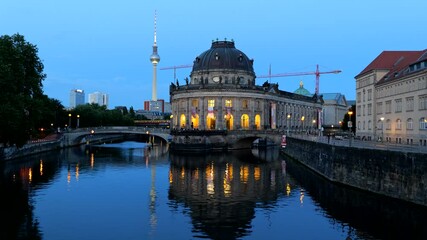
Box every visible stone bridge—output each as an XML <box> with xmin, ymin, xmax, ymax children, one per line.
<box><xmin>64</xmin><ymin>127</ymin><xmax>284</xmax><ymax>150</ymax></box>
<box><xmin>63</xmin><ymin>126</ymin><xmax>171</xmax><ymax>146</ymax></box>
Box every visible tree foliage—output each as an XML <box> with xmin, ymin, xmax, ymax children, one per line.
<box><xmin>0</xmin><ymin>34</ymin><xmax>48</xmax><ymax>147</ymax></box>
<box><xmin>69</xmin><ymin>104</ymin><xmax>134</xmax><ymax>128</ymax></box>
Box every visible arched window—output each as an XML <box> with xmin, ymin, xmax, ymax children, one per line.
<box><xmin>224</xmin><ymin>114</ymin><xmax>233</xmax><ymax>130</ymax></box>
<box><xmin>377</xmin><ymin>120</ymin><xmax>383</xmax><ymax>130</ymax></box>
<box><xmin>396</xmin><ymin>119</ymin><xmax>402</xmax><ymax>130</ymax></box>
<box><xmin>191</xmin><ymin>114</ymin><xmax>199</xmax><ymax>129</ymax></box>
<box><xmin>206</xmin><ymin>114</ymin><xmax>216</xmax><ymax>130</ymax></box>
<box><xmin>241</xmin><ymin>114</ymin><xmax>249</xmax><ymax>129</ymax></box>
<box><xmin>180</xmin><ymin>114</ymin><xmax>186</xmax><ymax>128</ymax></box>
<box><xmin>407</xmin><ymin>118</ymin><xmax>413</xmax><ymax>130</ymax></box>
<box><xmin>386</xmin><ymin>119</ymin><xmax>391</xmax><ymax>130</ymax></box>
<box><xmin>255</xmin><ymin>114</ymin><xmax>261</xmax><ymax>130</ymax></box>
<box><xmin>420</xmin><ymin>117</ymin><xmax>427</xmax><ymax>130</ymax></box>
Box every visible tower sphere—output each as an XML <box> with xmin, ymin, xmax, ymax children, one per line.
<box><xmin>150</xmin><ymin>52</ymin><xmax>160</xmax><ymax>64</ymax></box>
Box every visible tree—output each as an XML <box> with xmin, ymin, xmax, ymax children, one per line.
<box><xmin>0</xmin><ymin>34</ymin><xmax>46</xmax><ymax>147</ymax></box>
<box><xmin>129</xmin><ymin>106</ymin><xmax>135</xmax><ymax>119</ymax></box>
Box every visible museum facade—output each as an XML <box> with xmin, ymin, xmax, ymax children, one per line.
<box><xmin>169</xmin><ymin>40</ymin><xmax>322</xmax><ymax>133</ymax></box>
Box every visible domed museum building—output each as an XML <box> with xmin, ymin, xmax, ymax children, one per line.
<box><xmin>169</xmin><ymin>40</ymin><xmax>322</xmax><ymax>149</ymax></box>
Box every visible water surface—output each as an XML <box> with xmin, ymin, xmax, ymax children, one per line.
<box><xmin>1</xmin><ymin>142</ymin><xmax>426</xmax><ymax>240</ymax></box>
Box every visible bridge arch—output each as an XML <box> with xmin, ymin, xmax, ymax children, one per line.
<box><xmin>228</xmin><ymin>135</ymin><xmax>280</xmax><ymax>150</ymax></box>
<box><xmin>65</xmin><ymin>127</ymin><xmax>171</xmax><ymax>146</ymax></box>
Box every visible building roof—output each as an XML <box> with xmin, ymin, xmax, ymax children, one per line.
<box><xmin>355</xmin><ymin>50</ymin><xmax>427</xmax><ymax>82</ymax></box>
<box><xmin>322</xmin><ymin>93</ymin><xmax>347</xmax><ymax>106</ymax></box>
<box><xmin>293</xmin><ymin>81</ymin><xmax>312</xmax><ymax>97</ymax></box>
<box><xmin>192</xmin><ymin>40</ymin><xmax>254</xmax><ymax>75</ymax></box>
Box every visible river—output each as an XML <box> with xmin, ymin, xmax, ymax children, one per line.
<box><xmin>1</xmin><ymin>141</ymin><xmax>426</xmax><ymax>240</ymax></box>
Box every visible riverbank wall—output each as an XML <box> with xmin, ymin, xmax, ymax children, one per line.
<box><xmin>1</xmin><ymin>140</ymin><xmax>62</xmax><ymax>161</ymax></box>
<box><xmin>281</xmin><ymin>137</ymin><xmax>427</xmax><ymax>207</ymax></box>
<box><xmin>1</xmin><ymin>134</ymin><xmax>126</xmax><ymax>161</ymax></box>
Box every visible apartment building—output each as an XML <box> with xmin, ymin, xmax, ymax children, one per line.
<box><xmin>355</xmin><ymin>50</ymin><xmax>427</xmax><ymax>146</ymax></box>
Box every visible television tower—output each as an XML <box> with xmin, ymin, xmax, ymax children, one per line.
<box><xmin>149</xmin><ymin>10</ymin><xmax>160</xmax><ymax>101</ymax></box>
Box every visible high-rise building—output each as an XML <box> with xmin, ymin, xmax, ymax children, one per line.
<box><xmin>88</xmin><ymin>91</ymin><xmax>109</xmax><ymax>108</ymax></box>
<box><xmin>69</xmin><ymin>89</ymin><xmax>85</xmax><ymax>109</ymax></box>
<box><xmin>144</xmin><ymin>99</ymin><xmax>164</xmax><ymax>112</ymax></box>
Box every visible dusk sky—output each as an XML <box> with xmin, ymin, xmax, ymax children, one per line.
<box><xmin>1</xmin><ymin>0</ymin><xmax>426</xmax><ymax>109</ymax></box>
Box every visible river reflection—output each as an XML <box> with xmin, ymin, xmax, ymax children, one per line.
<box><xmin>168</xmin><ymin>149</ymin><xmax>286</xmax><ymax>239</ymax></box>
<box><xmin>1</xmin><ymin>142</ymin><xmax>426</xmax><ymax>240</ymax></box>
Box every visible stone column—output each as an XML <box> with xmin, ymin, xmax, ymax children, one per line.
<box><xmin>217</xmin><ymin>96</ymin><xmax>223</xmax><ymax>130</ymax></box>
<box><xmin>200</xmin><ymin>97</ymin><xmax>205</xmax><ymax>130</ymax></box>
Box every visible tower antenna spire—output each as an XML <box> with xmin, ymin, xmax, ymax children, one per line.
<box><xmin>154</xmin><ymin>10</ymin><xmax>157</xmax><ymax>45</ymax></box>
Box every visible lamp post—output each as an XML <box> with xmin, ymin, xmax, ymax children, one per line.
<box><xmin>287</xmin><ymin>114</ymin><xmax>291</xmax><ymax>136</ymax></box>
<box><xmin>68</xmin><ymin>113</ymin><xmax>72</xmax><ymax>129</ymax></box>
<box><xmin>312</xmin><ymin>119</ymin><xmax>316</xmax><ymax>134</ymax></box>
<box><xmin>380</xmin><ymin>117</ymin><xmax>385</xmax><ymax>142</ymax></box>
<box><xmin>77</xmin><ymin>115</ymin><xmax>80</xmax><ymax>128</ymax></box>
<box><xmin>301</xmin><ymin>116</ymin><xmax>305</xmax><ymax>134</ymax></box>
<box><xmin>348</xmin><ymin>111</ymin><xmax>353</xmax><ymax>147</ymax></box>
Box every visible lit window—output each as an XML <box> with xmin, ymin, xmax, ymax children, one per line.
<box><xmin>192</xmin><ymin>99</ymin><xmax>198</xmax><ymax>108</ymax></box>
<box><xmin>225</xmin><ymin>99</ymin><xmax>232</xmax><ymax>108</ymax></box>
<box><xmin>242</xmin><ymin>100</ymin><xmax>248</xmax><ymax>109</ymax></box>
<box><xmin>208</xmin><ymin>99</ymin><xmax>215</xmax><ymax>107</ymax></box>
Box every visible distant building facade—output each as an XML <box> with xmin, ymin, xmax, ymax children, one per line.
<box><xmin>293</xmin><ymin>81</ymin><xmax>350</xmax><ymax>130</ymax></box>
<box><xmin>69</xmin><ymin>89</ymin><xmax>85</xmax><ymax>109</ymax></box>
<box><xmin>88</xmin><ymin>91</ymin><xmax>109</xmax><ymax>108</ymax></box>
<box><xmin>144</xmin><ymin>99</ymin><xmax>164</xmax><ymax>112</ymax></box>
<box><xmin>322</xmin><ymin>93</ymin><xmax>349</xmax><ymax>127</ymax></box>
<box><xmin>355</xmin><ymin>49</ymin><xmax>427</xmax><ymax>146</ymax></box>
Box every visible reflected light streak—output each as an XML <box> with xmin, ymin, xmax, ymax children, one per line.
<box><xmin>228</xmin><ymin>164</ymin><xmax>233</xmax><ymax>181</ymax></box>
<box><xmin>67</xmin><ymin>166</ymin><xmax>71</xmax><ymax>184</ymax></box>
<box><xmin>194</xmin><ymin>168</ymin><xmax>199</xmax><ymax>180</ymax></box>
<box><xmin>90</xmin><ymin>153</ymin><xmax>95</xmax><ymax>169</ymax></box>
<box><xmin>254</xmin><ymin>167</ymin><xmax>260</xmax><ymax>181</ymax></box>
<box><xmin>28</xmin><ymin>168</ymin><xmax>32</xmax><ymax>183</ymax></box>
<box><xmin>223</xmin><ymin>177</ymin><xmax>231</xmax><ymax>197</ymax></box>
<box><xmin>240</xmin><ymin>166</ymin><xmax>249</xmax><ymax>183</ymax></box>
<box><xmin>40</xmin><ymin>160</ymin><xmax>43</xmax><ymax>176</ymax></box>
<box><xmin>75</xmin><ymin>164</ymin><xmax>79</xmax><ymax>181</ymax></box>
<box><xmin>169</xmin><ymin>170</ymin><xmax>173</xmax><ymax>184</ymax></box>
<box><xmin>223</xmin><ymin>163</ymin><xmax>231</xmax><ymax>196</ymax></box>
<box><xmin>270</xmin><ymin>170</ymin><xmax>276</xmax><ymax>188</ymax></box>
<box><xmin>206</xmin><ymin>163</ymin><xmax>215</xmax><ymax>195</ymax></box>
<box><xmin>286</xmin><ymin>183</ymin><xmax>291</xmax><ymax>196</ymax></box>
<box><xmin>300</xmin><ymin>189</ymin><xmax>305</xmax><ymax>204</ymax></box>
<box><xmin>180</xmin><ymin>167</ymin><xmax>185</xmax><ymax>179</ymax></box>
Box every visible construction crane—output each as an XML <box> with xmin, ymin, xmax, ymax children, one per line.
<box><xmin>160</xmin><ymin>64</ymin><xmax>193</xmax><ymax>80</ymax></box>
<box><xmin>257</xmin><ymin>64</ymin><xmax>341</xmax><ymax>95</ymax></box>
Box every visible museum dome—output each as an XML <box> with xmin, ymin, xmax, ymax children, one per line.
<box><xmin>192</xmin><ymin>40</ymin><xmax>255</xmax><ymax>75</ymax></box>
<box><xmin>294</xmin><ymin>81</ymin><xmax>312</xmax><ymax>97</ymax></box>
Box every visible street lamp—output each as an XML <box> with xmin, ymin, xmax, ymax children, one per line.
<box><xmin>77</xmin><ymin>115</ymin><xmax>80</xmax><ymax>128</ymax></box>
<box><xmin>347</xmin><ymin>111</ymin><xmax>353</xmax><ymax>146</ymax></box>
<box><xmin>312</xmin><ymin>119</ymin><xmax>316</xmax><ymax>134</ymax></box>
<box><xmin>287</xmin><ymin>114</ymin><xmax>291</xmax><ymax>136</ymax></box>
<box><xmin>380</xmin><ymin>117</ymin><xmax>385</xmax><ymax>142</ymax></box>
<box><xmin>301</xmin><ymin>116</ymin><xmax>305</xmax><ymax>133</ymax></box>
<box><xmin>68</xmin><ymin>113</ymin><xmax>72</xmax><ymax>129</ymax></box>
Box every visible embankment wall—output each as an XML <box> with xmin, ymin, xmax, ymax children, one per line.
<box><xmin>282</xmin><ymin>137</ymin><xmax>427</xmax><ymax>206</ymax></box>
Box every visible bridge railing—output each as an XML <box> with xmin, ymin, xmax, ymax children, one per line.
<box><xmin>67</xmin><ymin>126</ymin><xmax>171</xmax><ymax>134</ymax></box>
